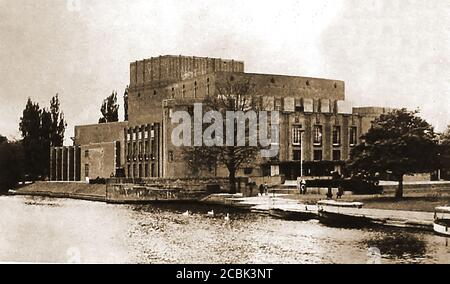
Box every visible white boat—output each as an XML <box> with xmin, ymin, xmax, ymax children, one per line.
<box><xmin>317</xmin><ymin>200</ymin><xmax>368</xmax><ymax>226</ymax></box>
<box><xmin>434</xmin><ymin>206</ymin><xmax>450</xmax><ymax>237</ymax></box>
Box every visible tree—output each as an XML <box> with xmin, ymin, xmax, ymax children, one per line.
<box><xmin>438</xmin><ymin>125</ymin><xmax>450</xmax><ymax>177</ymax></box>
<box><xmin>49</xmin><ymin>94</ymin><xmax>66</xmax><ymax>147</ymax></box>
<box><xmin>182</xmin><ymin>76</ymin><xmax>265</xmax><ymax>193</ymax></box>
<box><xmin>0</xmin><ymin>138</ymin><xmax>24</xmax><ymax>192</ymax></box>
<box><xmin>347</xmin><ymin>109</ymin><xmax>438</xmax><ymax>198</ymax></box>
<box><xmin>124</xmin><ymin>86</ymin><xmax>129</xmax><ymax>121</ymax></box>
<box><xmin>19</xmin><ymin>95</ymin><xmax>67</xmax><ymax>180</ymax></box>
<box><xmin>19</xmin><ymin>98</ymin><xmax>42</xmax><ymax>179</ymax></box>
<box><xmin>99</xmin><ymin>91</ymin><xmax>119</xmax><ymax>123</ymax></box>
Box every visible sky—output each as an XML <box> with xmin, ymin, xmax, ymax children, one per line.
<box><xmin>1</xmin><ymin>0</ymin><xmax>449</xmax><ymax>144</ymax></box>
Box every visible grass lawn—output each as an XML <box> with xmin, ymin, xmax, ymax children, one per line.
<box><xmin>285</xmin><ymin>192</ymin><xmax>450</xmax><ymax>212</ymax></box>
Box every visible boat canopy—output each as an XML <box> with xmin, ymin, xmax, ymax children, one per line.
<box><xmin>317</xmin><ymin>200</ymin><xmax>364</xmax><ymax>208</ymax></box>
<box><xmin>435</xmin><ymin>206</ymin><xmax>450</xmax><ymax>213</ymax></box>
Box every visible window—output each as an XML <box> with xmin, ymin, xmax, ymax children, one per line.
<box><xmin>127</xmin><ymin>143</ymin><xmax>132</xmax><ymax>158</ymax></box>
<box><xmin>133</xmin><ymin>143</ymin><xmax>137</xmax><ymax>157</ymax></box>
<box><xmin>182</xmin><ymin>85</ymin><xmax>186</xmax><ymax>98</ymax></box>
<box><xmin>207</xmin><ymin>78</ymin><xmax>210</xmax><ymax>95</ymax></box>
<box><xmin>84</xmin><ymin>150</ymin><xmax>89</xmax><ymax>158</ymax></box>
<box><xmin>139</xmin><ymin>142</ymin><xmax>143</xmax><ymax>155</ymax></box>
<box><xmin>127</xmin><ymin>165</ymin><xmax>131</xmax><ymax>177</ymax></box>
<box><xmin>313</xmin><ymin>150</ymin><xmax>323</xmax><ymax>161</ymax></box>
<box><xmin>292</xmin><ymin>127</ymin><xmax>303</xmax><ymax>146</ymax></box>
<box><xmin>139</xmin><ymin>164</ymin><xmax>143</xmax><ymax>178</ymax></box>
<box><xmin>171</xmin><ymin>87</ymin><xmax>175</xmax><ymax>98</ymax></box>
<box><xmin>275</xmin><ymin>99</ymin><xmax>282</xmax><ymax>111</ymax></box>
<box><xmin>313</xmin><ymin>125</ymin><xmax>323</xmax><ymax>146</ymax></box>
<box><xmin>145</xmin><ymin>164</ymin><xmax>149</xmax><ymax>178</ymax></box>
<box><xmin>133</xmin><ymin>164</ymin><xmax>137</xmax><ymax>178</ymax></box>
<box><xmin>84</xmin><ymin>164</ymin><xmax>89</xmax><ymax>178</ymax></box>
<box><xmin>333</xmin><ymin>150</ymin><xmax>341</xmax><ymax>161</ymax></box>
<box><xmin>194</xmin><ymin>81</ymin><xmax>197</xmax><ymax>98</ymax></box>
<box><xmin>153</xmin><ymin>90</ymin><xmax>157</xmax><ymax>96</ymax></box>
<box><xmin>244</xmin><ymin>168</ymin><xmax>253</xmax><ymax>175</ymax></box>
<box><xmin>350</xmin><ymin>127</ymin><xmax>358</xmax><ymax>146</ymax></box>
<box><xmin>293</xmin><ymin>150</ymin><xmax>302</xmax><ymax>161</ymax></box>
<box><xmin>332</xmin><ymin>126</ymin><xmax>341</xmax><ymax>146</ymax></box>
<box><xmin>295</xmin><ymin>99</ymin><xmax>304</xmax><ymax>112</ymax></box>
<box><xmin>145</xmin><ymin>141</ymin><xmax>149</xmax><ymax>155</ymax></box>
<box><xmin>168</xmin><ymin>151</ymin><xmax>174</xmax><ymax>162</ymax></box>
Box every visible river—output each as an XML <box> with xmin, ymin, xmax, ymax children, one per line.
<box><xmin>0</xmin><ymin>195</ymin><xmax>448</xmax><ymax>264</ymax></box>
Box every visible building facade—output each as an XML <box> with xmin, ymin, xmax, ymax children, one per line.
<box><xmin>50</xmin><ymin>55</ymin><xmax>389</xmax><ymax>182</ymax></box>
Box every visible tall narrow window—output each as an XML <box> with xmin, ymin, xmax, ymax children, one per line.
<box><xmin>182</xmin><ymin>85</ymin><xmax>186</xmax><ymax>98</ymax></box>
<box><xmin>171</xmin><ymin>87</ymin><xmax>175</xmax><ymax>98</ymax></box>
<box><xmin>84</xmin><ymin>150</ymin><xmax>89</xmax><ymax>158</ymax></box>
<box><xmin>313</xmin><ymin>125</ymin><xmax>323</xmax><ymax>146</ymax></box>
<box><xmin>292</xmin><ymin>126</ymin><xmax>303</xmax><ymax>146</ymax></box>
<box><xmin>350</xmin><ymin>127</ymin><xmax>358</xmax><ymax>146</ymax></box>
<box><xmin>332</xmin><ymin>126</ymin><xmax>341</xmax><ymax>146</ymax></box>
<box><xmin>194</xmin><ymin>81</ymin><xmax>197</xmax><ymax>98</ymax></box>
<box><xmin>84</xmin><ymin>164</ymin><xmax>89</xmax><ymax>178</ymax></box>
<box><xmin>207</xmin><ymin>78</ymin><xmax>210</xmax><ymax>95</ymax></box>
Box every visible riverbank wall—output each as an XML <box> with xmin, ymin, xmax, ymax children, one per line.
<box><xmin>10</xmin><ymin>178</ymin><xmax>232</xmax><ymax>203</ymax></box>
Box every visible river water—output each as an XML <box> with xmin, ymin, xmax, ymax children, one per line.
<box><xmin>0</xmin><ymin>195</ymin><xmax>448</xmax><ymax>264</ymax></box>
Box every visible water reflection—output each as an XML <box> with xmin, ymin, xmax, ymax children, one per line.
<box><xmin>362</xmin><ymin>230</ymin><xmax>428</xmax><ymax>263</ymax></box>
<box><xmin>0</xmin><ymin>196</ymin><xmax>448</xmax><ymax>264</ymax></box>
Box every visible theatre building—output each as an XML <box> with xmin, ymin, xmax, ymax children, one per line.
<box><xmin>50</xmin><ymin>55</ymin><xmax>389</xmax><ymax>182</ymax></box>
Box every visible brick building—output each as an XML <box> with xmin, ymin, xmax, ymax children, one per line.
<box><xmin>49</xmin><ymin>55</ymin><xmax>389</xmax><ymax>182</ymax></box>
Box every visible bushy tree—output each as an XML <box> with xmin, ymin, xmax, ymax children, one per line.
<box><xmin>348</xmin><ymin>109</ymin><xmax>438</xmax><ymax>198</ymax></box>
<box><xmin>99</xmin><ymin>91</ymin><xmax>119</xmax><ymax>123</ymax></box>
<box><xmin>182</xmin><ymin>77</ymin><xmax>263</xmax><ymax>193</ymax></box>
<box><xmin>19</xmin><ymin>95</ymin><xmax>66</xmax><ymax>180</ymax></box>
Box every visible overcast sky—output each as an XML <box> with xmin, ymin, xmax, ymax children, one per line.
<box><xmin>1</xmin><ymin>0</ymin><xmax>449</xmax><ymax>143</ymax></box>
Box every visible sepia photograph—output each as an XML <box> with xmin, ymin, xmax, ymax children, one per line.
<box><xmin>0</xmin><ymin>0</ymin><xmax>449</xmax><ymax>270</ymax></box>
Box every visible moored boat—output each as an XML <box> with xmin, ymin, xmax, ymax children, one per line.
<box><xmin>317</xmin><ymin>200</ymin><xmax>370</xmax><ymax>227</ymax></box>
<box><xmin>434</xmin><ymin>206</ymin><xmax>450</xmax><ymax>237</ymax></box>
<box><xmin>269</xmin><ymin>206</ymin><xmax>316</xmax><ymax>221</ymax></box>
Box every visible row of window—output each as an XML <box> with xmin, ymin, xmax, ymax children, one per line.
<box><xmin>126</xmin><ymin>141</ymin><xmax>156</xmax><ymax>159</ymax></box>
<box><xmin>127</xmin><ymin>163</ymin><xmax>156</xmax><ymax>178</ymax></box>
<box><xmin>126</xmin><ymin>129</ymin><xmax>155</xmax><ymax>141</ymax></box>
<box><xmin>292</xmin><ymin>149</ymin><xmax>342</xmax><ymax>162</ymax></box>
<box><xmin>292</xmin><ymin>126</ymin><xmax>358</xmax><ymax>147</ymax></box>
<box><xmin>171</xmin><ymin>78</ymin><xmax>211</xmax><ymax>99</ymax></box>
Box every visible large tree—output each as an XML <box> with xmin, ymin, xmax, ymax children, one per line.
<box><xmin>48</xmin><ymin>94</ymin><xmax>66</xmax><ymax>147</ymax></box>
<box><xmin>438</xmin><ymin>125</ymin><xmax>450</xmax><ymax>177</ymax></box>
<box><xmin>19</xmin><ymin>95</ymin><xmax>66</xmax><ymax>180</ymax></box>
<box><xmin>19</xmin><ymin>98</ymin><xmax>42</xmax><ymax>179</ymax></box>
<box><xmin>182</xmin><ymin>76</ymin><xmax>268</xmax><ymax>193</ymax></box>
<box><xmin>347</xmin><ymin>109</ymin><xmax>438</xmax><ymax>198</ymax></box>
<box><xmin>0</xmin><ymin>137</ymin><xmax>24</xmax><ymax>192</ymax></box>
<box><xmin>99</xmin><ymin>91</ymin><xmax>119</xmax><ymax>123</ymax></box>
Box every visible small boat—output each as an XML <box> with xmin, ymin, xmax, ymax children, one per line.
<box><xmin>434</xmin><ymin>206</ymin><xmax>450</xmax><ymax>237</ymax></box>
<box><xmin>317</xmin><ymin>200</ymin><xmax>370</xmax><ymax>227</ymax></box>
<box><xmin>269</xmin><ymin>206</ymin><xmax>316</xmax><ymax>221</ymax></box>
